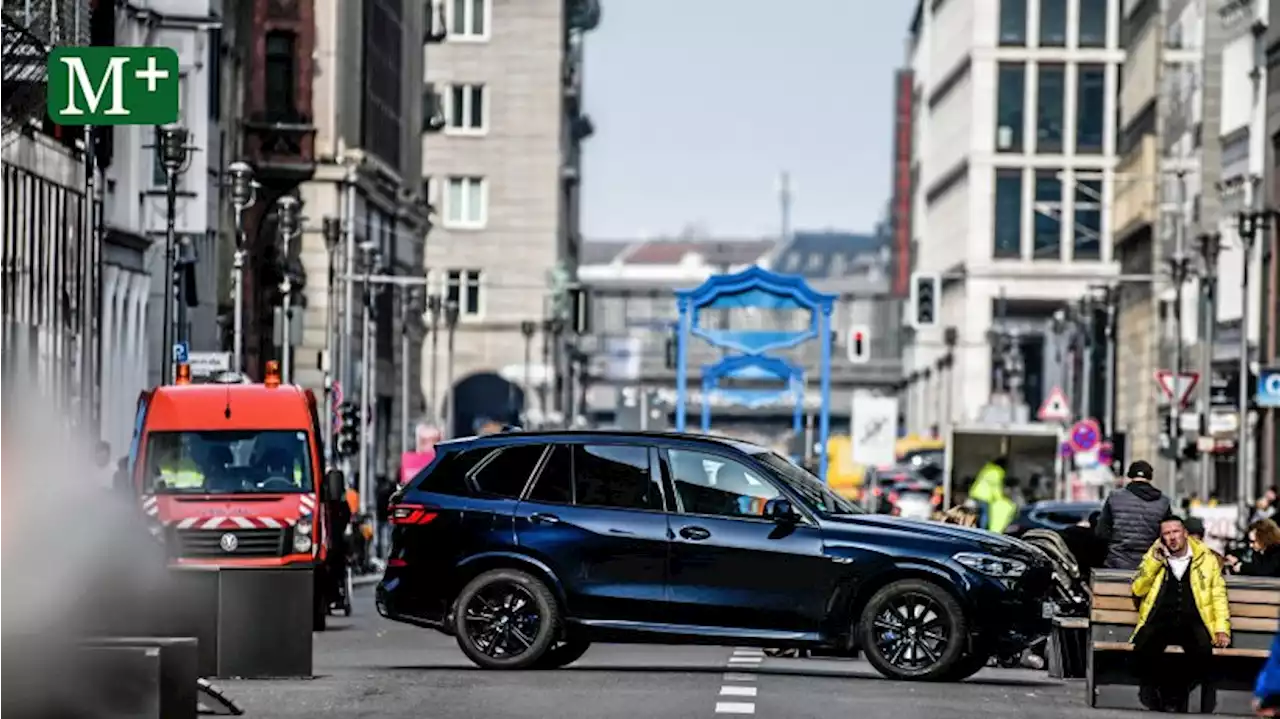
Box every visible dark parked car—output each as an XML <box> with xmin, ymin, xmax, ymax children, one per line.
<box><xmin>1004</xmin><ymin>500</ymin><xmax>1103</xmax><ymax>538</ymax></box>
<box><xmin>376</xmin><ymin>431</ymin><xmax>1056</xmax><ymax>681</ymax></box>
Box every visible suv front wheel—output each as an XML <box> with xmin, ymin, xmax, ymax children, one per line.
<box><xmin>858</xmin><ymin>578</ymin><xmax>967</xmax><ymax>681</ymax></box>
<box><xmin>453</xmin><ymin>568</ymin><xmax>562</xmax><ymax>670</ymax></box>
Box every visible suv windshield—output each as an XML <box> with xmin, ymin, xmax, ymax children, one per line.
<box><xmin>145</xmin><ymin>430</ymin><xmax>314</xmax><ymax>494</ymax></box>
<box><xmin>752</xmin><ymin>451</ymin><xmax>862</xmax><ymax>515</ymax></box>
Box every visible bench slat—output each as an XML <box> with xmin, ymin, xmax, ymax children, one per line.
<box><xmin>1094</xmin><ymin>595</ymin><xmax>1139</xmax><ymax>611</ymax></box>
<box><xmin>1093</xmin><ymin>584</ymin><xmax>1280</xmax><ymax>605</ymax></box>
<box><xmin>1091</xmin><ymin>609</ymin><xmax>1279</xmax><ymax>632</ymax></box>
<box><xmin>1093</xmin><ymin>641</ymin><xmax>1270</xmax><ymax>658</ymax></box>
<box><xmin>1093</xmin><ymin>582</ymin><xmax>1131</xmax><ymax>597</ymax></box>
<box><xmin>1231</xmin><ymin>602</ymin><xmax>1280</xmax><ymax>619</ymax></box>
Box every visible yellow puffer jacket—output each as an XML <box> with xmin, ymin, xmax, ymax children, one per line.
<box><xmin>1129</xmin><ymin>537</ymin><xmax>1231</xmax><ymax>641</ymax></box>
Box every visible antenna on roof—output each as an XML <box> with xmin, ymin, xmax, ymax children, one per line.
<box><xmin>776</xmin><ymin>171</ymin><xmax>793</xmax><ymax>243</ymax></box>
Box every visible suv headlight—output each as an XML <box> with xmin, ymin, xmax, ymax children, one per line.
<box><xmin>954</xmin><ymin>551</ymin><xmax>1027</xmax><ymax>578</ymax></box>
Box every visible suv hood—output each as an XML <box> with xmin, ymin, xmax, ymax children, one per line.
<box><xmin>141</xmin><ymin>493</ymin><xmax>315</xmax><ymax>530</ymax></box>
<box><xmin>824</xmin><ymin>513</ymin><xmax>1039</xmax><ymax>558</ymax></box>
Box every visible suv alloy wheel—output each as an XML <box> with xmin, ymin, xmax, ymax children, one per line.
<box><xmin>452</xmin><ymin>568</ymin><xmax>562</xmax><ymax>669</ymax></box>
<box><xmin>858</xmin><ymin>579</ymin><xmax>967</xmax><ymax>681</ymax></box>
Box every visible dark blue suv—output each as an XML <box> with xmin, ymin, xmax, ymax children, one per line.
<box><xmin>376</xmin><ymin>431</ymin><xmax>1054</xmax><ymax>681</ymax></box>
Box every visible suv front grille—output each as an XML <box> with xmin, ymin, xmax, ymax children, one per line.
<box><xmin>172</xmin><ymin>528</ymin><xmax>286</xmax><ymax>559</ymax></box>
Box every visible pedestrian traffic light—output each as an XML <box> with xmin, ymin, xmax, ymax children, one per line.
<box><xmin>337</xmin><ymin>401</ymin><xmax>360</xmax><ymax>458</ymax></box>
<box><xmin>665</xmin><ymin>327</ymin><xmax>678</xmax><ymax>370</ymax></box>
<box><xmin>910</xmin><ymin>272</ymin><xmax>940</xmax><ymax>328</ymax></box>
<box><xmin>847</xmin><ymin>324</ymin><xmax>870</xmax><ymax>364</ymax></box>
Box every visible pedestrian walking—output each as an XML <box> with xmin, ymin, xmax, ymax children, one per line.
<box><xmin>1130</xmin><ymin>516</ymin><xmax>1231</xmax><ymax>712</ymax></box>
<box><xmin>1096</xmin><ymin>460</ymin><xmax>1172</xmax><ymax>569</ymax></box>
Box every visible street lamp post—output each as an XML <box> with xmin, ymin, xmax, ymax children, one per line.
<box><xmin>444</xmin><ymin>299</ymin><xmax>459</xmax><ymax>438</ymax></box>
<box><xmin>357</xmin><ymin>241</ymin><xmax>379</xmax><ymax>516</ymax></box>
<box><xmin>1198</xmin><ymin>232</ymin><xmax>1223</xmax><ymax>499</ymax></box>
<box><xmin>401</xmin><ymin>286</ymin><xmax>422</xmax><ymax>454</ymax></box>
<box><xmin>427</xmin><ymin>294</ymin><xmax>442</xmax><ymax>425</ymax></box>
<box><xmin>1237</xmin><ymin>210</ymin><xmax>1268</xmax><ymax>509</ymax></box>
<box><xmin>521</xmin><ymin>320</ymin><xmax>537</xmax><ymax>425</ymax></box>
<box><xmin>275</xmin><ymin>196</ymin><xmax>301</xmax><ymax>384</ymax></box>
<box><xmin>321</xmin><ymin>216</ymin><xmax>342</xmax><ymax>466</ymax></box>
<box><xmin>226</xmin><ymin>162</ymin><xmax>258</xmax><ymax>375</ymax></box>
<box><xmin>158</xmin><ymin>124</ymin><xmax>190</xmax><ymax>384</ymax></box>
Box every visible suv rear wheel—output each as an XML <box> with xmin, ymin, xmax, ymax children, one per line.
<box><xmin>453</xmin><ymin>568</ymin><xmax>561</xmax><ymax>670</ymax></box>
<box><xmin>858</xmin><ymin>578</ymin><xmax>966</xmax><ymax>681</ymax></box>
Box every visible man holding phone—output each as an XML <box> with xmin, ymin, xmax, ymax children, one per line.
<box><xmin>1130</xmin><ymin>516</ymin><xmax>1231</xmax><ymax>711</ymax></box>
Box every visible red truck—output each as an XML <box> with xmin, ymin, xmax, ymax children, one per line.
<box><xmin>128</xmin><ymin>362</ymin><xmax>348</xmax><ymax>629</ymax></box>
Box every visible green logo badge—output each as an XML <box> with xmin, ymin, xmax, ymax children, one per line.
<box><xmin>47</xmin><ymin>47</ymin><xmax>180</xmax><ymax>126</ymax></box>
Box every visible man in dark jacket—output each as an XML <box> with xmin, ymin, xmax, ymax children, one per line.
<box><xmin>1096</xmin><ymin>460</ymin><xmax>1173</xmax><ymax>569</ymax></box>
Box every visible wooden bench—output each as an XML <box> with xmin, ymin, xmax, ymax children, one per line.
<box><xmin>1087</xmin><ymin>568</ymin><xmax>1280</xmax><ymax>715</ymax></box>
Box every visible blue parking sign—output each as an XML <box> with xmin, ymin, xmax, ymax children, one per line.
<box><xmin>172</xmin><ymin>341</ymin><xmax>189</xmax><ymax>364</ymax></box>
<box><xmin>1257</xmin><ymin>368</ymin><xmax>1280</xmax><ymax>408</ymax></box>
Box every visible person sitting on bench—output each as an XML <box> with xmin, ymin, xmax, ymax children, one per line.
<box><xmin>1131</xmin><ymin>515</ymin><xmax>1232</xmax><ymax>712</ymax></box>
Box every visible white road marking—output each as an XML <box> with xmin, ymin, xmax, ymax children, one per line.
<box><xmin>715</xmin><ymin>702</ymin><xmax>756</xmax><ymax>714</ymax></box>
<box><xmin>720</xmin><ymin>686</ymin><xmax>757</xmax><ymax>697</ymax></box>
<box><xmin>723</xmin><ymin>672</ymin><xmax>757</xmax><ymax>681</ymax></box>
<box><xmin>732</xmin><ymin>648</ymin><xmax>765</xmax><ymax>656</ymax></box>
<box><xmin>727</xmin><ymin>656</ymin><xmax>763</xmax><ymax>664</ymax></box>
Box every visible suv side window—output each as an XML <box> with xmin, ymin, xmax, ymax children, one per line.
<box><xmin>526</xmin><ymin>444</ymin><xmax>573</xmax><ymax>504</ymax></box>
<box><xmin>666</xmin><ymin>448</ymin><xmax>780</xmax><ymax>519</ymax></box>
<box><xmin>416</xmin><ymin>448</ymin><xmax>487</xmax><ymax>495</ymax></box>
<box><xmin>471</xmin><ymin>444</ymin><xmax>547</xmax><ymax>498</ymax></box>
<box><xmin>575</xmin><ymin>444</ymin><xmax>663</xmax><ymax>512</ymax></box>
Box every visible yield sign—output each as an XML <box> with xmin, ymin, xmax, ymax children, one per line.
<box><xmin>1155</xmin><ymin>370</ymin><xmax>1200</xmax><ymax>409</ymax></box>
<box><xmin>1037</xmin><ymin>386</ymin><xmax>1072</xmax><ymax>422</ymax></box>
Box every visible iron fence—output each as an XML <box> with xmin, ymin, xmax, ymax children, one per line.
<box><xmin>1</xmin><ymin>162</ymin><xmax>101</xmax><ymax>425</ymax></box>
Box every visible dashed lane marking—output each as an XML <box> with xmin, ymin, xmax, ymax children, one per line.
<box><xmin>715</xmin><ymin>648</ymin><xmax>762</xmax><ymax>715</ymax></box>
<box><xmin>720</xmin><ymin>686</ymin><xmax>758</xmax><ymax>697</ymax></box>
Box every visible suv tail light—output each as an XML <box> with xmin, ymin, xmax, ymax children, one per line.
<box><xmin>390</xmin><ymin>504</ymin><xmax>438</xmax><ymax>525</ymax></box>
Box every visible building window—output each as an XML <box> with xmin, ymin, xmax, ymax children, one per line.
<box><xmin>993</xmin><ymin>169</ymin><xmax>1023</xmax><ymax>259</ymax></box>
<box><xmin>444</xmin><ymin>176</ymin><xmax>487</xmax><ymax>228</ymax></box>
<box><xmin>449</xmin><ymin>0</ymin><xmax>488</xmax><ymax>39</ymax></box>
<box><xmin>996</xmin><ymin>63</ymin><xmax>1026</xmax><ymax>153</ymax></box>
<box><xmin>444</xmin><ymin>269</ymin><xmax>483</xmax><ymax>317</ymax></box>
<box><xmin>1074</xmin><ymin>179</ymin><xmax>1103</xmax><ymax>259</ymax></box>
<box><xmin>1033</xmin><ymin>170</ymin><xmax>1062</xmax><ymax>259</ymax></box>
<box><xmin>1036</xmin><ymin>63</ymin><xmax>1066</xmax><ymax>153</ymax></box>
<box><xmin>446</xmin><ymin>83</ymin><xmax>486</xmax><ymax>132</ymax></box>
<box><xmin>264</xmin><ymin>31</ymin><xmax>296</xmax><ymax>120</ymax></box>
<box><xmin>1076</xmin><ymin>64</ymin><xmax>1106</xmax><ymax>153</ymax></box>
<box><xmin>1000</xmin><ymin>0</ymin><xmax>1028</xmax><ymax>46</ymax></box>
<box><xmin>1078</xmin><ymin>0</ymin><xmax>1108</xmax><ymax>47</ymax></box>
<box><xmin>1040</xmin><ymin>0</ymin><xmax>1067</xmax><ymax>46</ymax></box>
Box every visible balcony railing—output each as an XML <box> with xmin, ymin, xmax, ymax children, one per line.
<box><xmin>242</xmin><ymin>110</ymin><xmax>316</xmax><ymax>174</ymax></box>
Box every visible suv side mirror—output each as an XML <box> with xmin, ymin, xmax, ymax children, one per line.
<box><xmin>765</xmin><ymin>497</ymin><xmax>797</xmax><ymax>523</ymax></box>
<box><xmin>324</xmin><ymin>468</ymin><xmax>346</xmax><ymax>502</ymax></box>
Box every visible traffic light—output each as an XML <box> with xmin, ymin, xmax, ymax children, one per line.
<box><xmin>567</xmin><ymin>286</ymin><xmax>591</xmax><ymax>335</ymax></box>
<box><xmin>910</xmin><ymin>271</ymin><xmax>940</xmax><ymax>328</ymax></box>
<box><xmin>847</xmin><ymin>324</ymin><xmax>870</xmax><ymax>364</ymax></box>
<box><xmin>337</xmin><ymin>401</ymin><xmax>361</xmax><ymax>458</ymax></box>
<box><xmin>665</xmin><ymin>330</ymin><xmax>677</xmax><ymax>370</ymax></box>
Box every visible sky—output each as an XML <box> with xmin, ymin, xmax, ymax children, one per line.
<box><xmin>580</xmin><ymin>0</ymin><xmax>917</xmax><ymax>241</ymax></box>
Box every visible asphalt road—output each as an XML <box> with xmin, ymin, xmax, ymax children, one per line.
<box><xmin>219</xmin><ymin>586</ymin><xmax>1133</xmax><ymax>719</ymax></box>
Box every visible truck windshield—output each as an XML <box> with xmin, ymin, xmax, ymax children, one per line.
<box><xmin>144</xmin><ymin>430</ymin><xmax>314</xmax><ymax>494</ymax></box>
<box><xmin>752</xmin><ymin>451</ymin><xmax>863</xmax><ymax>515</ymax></box>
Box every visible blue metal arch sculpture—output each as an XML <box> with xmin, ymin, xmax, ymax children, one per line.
<box><xmin>675</xmin><ymin>266</ymin><xmax>837</xmax><ymax>478</ymax></box>
<box><xmin>700</xmin><ymin>354</ymin><xmax>805</xmax><ymax>455</ymax></box>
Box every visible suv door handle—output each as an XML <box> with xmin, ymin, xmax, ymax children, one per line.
<box><xmin>530</xmin><ymin>512</ymin><xmax>561</xmax><ymax>525</ymax></box>
<box><xmin>679</xmin><ymin>526</ymin><xmax>711</xmax><ymax>541</ymax></box>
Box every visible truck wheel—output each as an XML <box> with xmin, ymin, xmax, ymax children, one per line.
<box><xmin>453</xmin><ymin>568</ymin><xmax>561</xmax><ymax>670</ymax></box>
<box><xmin>858</xmin><ymin>579</ymin><xmax>966</xmax><ymax>681</ymax></box>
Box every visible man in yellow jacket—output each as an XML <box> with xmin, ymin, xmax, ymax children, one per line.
<box><xmin>1130</xmin><ymin>515</ymin><xmax>1231</xmax><ymax>711</ymax></box>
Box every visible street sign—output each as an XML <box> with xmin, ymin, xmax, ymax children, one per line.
<box><xmin>1068</xmin><ymin>418</ymin><xmax>1101</xmax><ymax>453</ymax></box>
<box><xmin>1037</xmin><ymin>386</ymin><xmax>1071</xmax><ymax>422</ymax></box>
<box><xmin>172</xmin><ymin>341</ymin><xmax>189</xmax><ymax>364</ymax></box>
<box><xmin>850</xmin><ymin>394</ymin><xmax>898</xmax><ymax>468</ymax></box>
<box><xmin>1257</xmin><ymin>367</ymin><xmax>1280</xmax><ymax>408</ymax></box>
<box><xmin>187</xmin><ymin>351</ymin><xmax>230</xmax><ymax>377</ymax></box>
<box><xmin>1155</xmin><ymin>370</ymin><xmax>1200</xmax><ymax>408</ymax></box>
